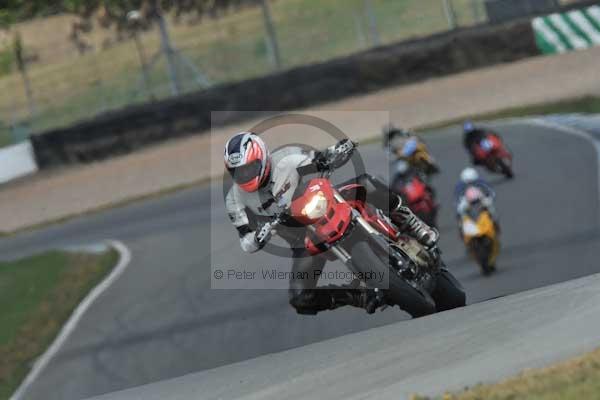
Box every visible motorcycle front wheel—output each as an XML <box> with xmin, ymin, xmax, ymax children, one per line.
<box><xmin>350</xmin><ymin>241</ymin><xmax>436</xmax><ymax>318</ymax></box>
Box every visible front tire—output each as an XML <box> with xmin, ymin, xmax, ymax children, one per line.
<box><xmin>350</xmin><ymin>241</ymin><xmax>436</xmax><ymax>318</ymax></box>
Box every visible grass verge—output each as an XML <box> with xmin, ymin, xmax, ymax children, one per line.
<box><xmin>0</xmin><ymin>248</ymin><xmax>119</xmax><ymax>399</ymax></box>
<box><xmin>412</xmin><ymin>346</ymin><xmax>600</xmax><ymax>400</ymax></box>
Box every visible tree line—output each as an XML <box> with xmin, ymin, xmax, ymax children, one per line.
<box><xmin>0</xmin><ymin>0</ymin><xmax>261</xmax><ymax>29</ymax></box>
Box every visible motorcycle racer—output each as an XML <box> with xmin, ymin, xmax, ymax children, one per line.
<box><xmin>224</xmin><ymin>131</ymin><xmax>439</xmax><ymax>315</ymax></box>
<box><xmin>383</xmin><ymin>123</ymin><xmax>415</xmax><ymax>154</ymax></box>
<box><xmin>383</xmin><ymin>124</ymin><xmax>439</xmax><ymax>176</ymax></box>
<box><xmin>454</xmin><ymin>167</ymin><xmax>497</xmax><ymax>224</ymax></box>
<box><xmin>463</xmin><ymin>121</ymin><xmax>505</xmax><ymax>165</ymax></box>
<box><xmin>390</xmin><ymin>159</ymin><xmax>438</xmax><ymax>228</ymax></box>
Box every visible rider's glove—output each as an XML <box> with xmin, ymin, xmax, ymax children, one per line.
<box><xmin>481</xmin><ymin>196</ymin><xmax>493</xmax><ymax>208</ymax></box>
<box><xmin>254</xmin><ymin>221</ymin><xmax>275</xmax><ymax>247</ymax></box>
<box><xmin>457</xmin><ymin>197</ymin><xmax>469</xmax><ymax>216</ymax></box>
<box><xmin>327</xmin><ymin>139</ymin><xmax>356</xmax><ymax>169</ymax></box>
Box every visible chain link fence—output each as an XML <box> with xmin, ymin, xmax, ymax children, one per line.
<box><xmin>0</xmin><ymin>0</ymin><xmax>587</xmax><ymax>146</ymax></box>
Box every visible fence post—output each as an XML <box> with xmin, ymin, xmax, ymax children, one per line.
<box><xmin>260</xmin><ymin>0</ymin><xmax>282</xmax><ymax>70</ymax></box>
<box><xmin>91</xmin><ymin>53</ymin><xmax>109</xmax><ymax>112</ymax></box>
<box><xmin>13</xmin><ymin>32</ymin><xmax>36</xmax><ymax>119</ymax></box>
<box><xmin>153</xmin><ymin>6</ymin><xmax>181</xmax><ymax>95</ymax></box>
<box><xmin>353</xmin><ymin>10</ymin><xmax>368</xmax><ymax>49</ymax></box>
<box><xmin>133</xmin><ymin>34</ymin><xmax>154</xmax><ymax>99</ymax></box>
<box><xmin>364</xmin><ymin>0</ymin><xmax>380</xmax><ymax>46</ymax></box>
<box><xmin>471</xmin><ymin>0</ymin><xmax>481</xmax><ymax>23</ymax></box>
<box><xmin>127</xmin><ymin>11</ymin><xmax>154</xmax><ymax>100</ymax></box>
<box><xmin>442</xmin><ymin>0</ymin><xmax>458</xmax><ymax>29</ymax></box>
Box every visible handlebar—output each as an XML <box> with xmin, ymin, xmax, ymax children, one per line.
<box><xmin>270</xmin><ymin>140</ymin><xmax>359</xmax><ymax>226</ymax></box>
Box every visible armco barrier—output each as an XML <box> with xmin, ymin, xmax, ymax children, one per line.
<box><xmin>532</xmin><ymin>5</ymin><xmax>600</xmax><ymax>54</ymax></box>
<box><xmin>0</xmin><ymin>140</ymin><xmax>39</xmax><ymax>184</ymax></box>
<box><xmin>31</xmin><ymin>19</ymin><xmax>538</xmax><ymax>169</ymax></box>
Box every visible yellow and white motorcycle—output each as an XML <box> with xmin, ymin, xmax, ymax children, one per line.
<box><xmin>459</xmin><ymin>188</ymin><xmax>500</xmax><ymax>276</ymax></box>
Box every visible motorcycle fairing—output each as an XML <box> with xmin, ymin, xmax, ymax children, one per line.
<box><xmin>299</xmin><ymin>180</ymin><xmax>398</xmax><ymax>255</ymax></box>
<box><xmin>462</xmin><ymin>209</ymin><xmax>496</xmax><ymax>243</ymax></box>
<box><xmin>404</xmin><ymin>177</ymin><xmax>427</xmax><ymax>204</ymax></box>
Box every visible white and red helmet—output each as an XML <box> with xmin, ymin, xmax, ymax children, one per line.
<box><xmin>224</xmin><ymin>132</ymin><xmax>271</xmax><ymax>192</ymax></box>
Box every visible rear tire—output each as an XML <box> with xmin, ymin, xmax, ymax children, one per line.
<box><xmin>498</xmin><ymin>158</ymin><xmax>514</xmax><ymax>179</ymax></box>
<box><xmin>473</xmin><ymin>238</ymin><xmax>494</xmax><ymax>276</ymax></box>
<box><xmin>431</xmin><ymin>269</ymin><xmax>466</xmax><ymax>312</ymax></box>
<box><xmin>350</xmin><ymin>241</ymin><xmax>436</xmax><ymax>318</ymax></box>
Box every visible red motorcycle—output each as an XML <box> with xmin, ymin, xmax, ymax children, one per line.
<box><xmin>273</xmin><ymin>167</ymin><xmax>465</xmax><ymax>318</ymax></box>
<box><xmin>392</xmin><ymin>173</ymin><xmax>438</xmax><ymax>228</ymax></box>
<box><xmin>472</xmin><ymin>134</ymin><xmax>514</xmax><ymax>178</ymax></box>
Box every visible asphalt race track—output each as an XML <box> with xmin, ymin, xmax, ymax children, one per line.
<box><xmin>89</xmin><ymin>272</ymin><xmax>600</xmax><ymax>400</ymax></box>
<box><xmin>5</xmin><ymin>119</ymin><xmax>600</xmax><ymax>400</ymax></box>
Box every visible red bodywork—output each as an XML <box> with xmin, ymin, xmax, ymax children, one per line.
<box><xmin>289</xmin><ymin>179</ymin><xmax>398</xmax><ymax>256</ymax></box>
<box><xmin>472</xmin><ymin>133</ymin><xmax>512</xmax><ymax>166</ymax></box>
<box><xmin>400</xmin><ymin>177</ymin><xmax>436</xmax><ymax>217</ymax></box>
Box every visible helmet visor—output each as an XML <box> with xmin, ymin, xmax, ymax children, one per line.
<box><xmin>228</xmin><ymin>159</ymin><xmax>262</xmax><ymax>185</ymax></box>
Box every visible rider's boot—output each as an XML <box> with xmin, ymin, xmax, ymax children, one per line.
<box><xmin>328</xmin><ymin>286</ymin><xmax>387</xmax><ymax>314</ymax></box>
<box><xmin>290</xmin><ymin>286</ymin><xmax>387</xmax><ymax>315</ymax></box>
<box><xmin>391</xmin><ymin>204</ymin><xmax>439</xmax><ymax>248</ymax></box>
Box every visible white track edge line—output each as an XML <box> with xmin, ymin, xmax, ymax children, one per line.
<box><xmin>10</xmin><ymin>239</ymin><xmax>132</xmax><ymax>400</ymax></box>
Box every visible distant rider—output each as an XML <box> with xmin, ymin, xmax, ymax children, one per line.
<box><xmin>454</xmin><ymin>167</ymin><xmax>497</xmax><ymax>224</ymax></box>
<box><xmin>462</xmin><ymin>121</ymin><xmax>502</xmax><ymax>165</ymax></box>
<box><xmin>224</xmin><ymin>132</ymin><xmax>439</xmax><ymax>315</ymax></box>
<box><xmin>383</xmin><ymin>124</ymin><xmax>416</xmax><ymax>155</ymax></box>
<box><xmin>390</xmin><ymin>159</ymin><xmax>425</xmax><ymax>194</ymax></box>
<box><xmin>382</xmin><ymin>124</ymin><xmax>423</xmax><ymax>158</ymax></box>
<box><xmin>383</xmin><ymin>124</ymin><xmax>439</xmax><ymax>176</ymax></box>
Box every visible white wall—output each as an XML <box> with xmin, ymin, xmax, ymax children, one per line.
<box><xmin>0</xmin><ymin>140</ymin><xmax>39</xmax><ymax>184</ymax></box>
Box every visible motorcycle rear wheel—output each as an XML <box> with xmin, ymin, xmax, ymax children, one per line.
<box><xmin>350</xmin><ymin>241</ymin><xmax>436</xmax><ymax>318</ymax></box>
<box><xmin>431</xmin><ymin>269</ymin><xmax>466</xmax><ymax>311</ymax></box>
<box><xmin>497</xmin><ymin>158</ymin><xmax>514</xmax><ymax>179</ymax></box>
<box><xmin>472</xmin><ymin>237</ymin><xmax>495</xmax><ymax>275</ymax></box>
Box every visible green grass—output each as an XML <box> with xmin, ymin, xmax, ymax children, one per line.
<box><xmin>0</xmin><ymin>249</ymin><xmax>118</xmax><ymax>399</ymax></box>
<box><xmin>412</xmin><ymin>346</ymin><xmax>600</xmax><ymax>400</ymax></box>
<box><xmin>0</xmin><ymin>0</ymin><xmax>481</xmax><ymax>143</ymax></box>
